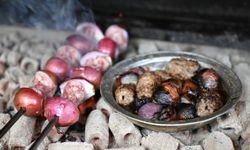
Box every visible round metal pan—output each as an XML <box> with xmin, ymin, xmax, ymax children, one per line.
<box><xmin>101</xmin><ymin>51</ymin><xmax>242</xmax><ymax>132</ymax></box>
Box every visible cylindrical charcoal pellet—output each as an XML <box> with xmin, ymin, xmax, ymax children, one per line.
<box><xmin>109</xmin><ymin>113</ymin><xmax>142</xmax><ymax>147</ymax></box>
<box><xmin>20</xmin><ymin>57</ymin><xmax>39</xmax><ymax>74</ymax></box>
<box><xmin>96</xmin><ymin>97</ymin><xmax>114</xmax><ymax>117</ymax></box>
<box><xmin>105</xmin><ymin>146</ymin><xmax>145</xmax><ymax>150</ymax></box>
<box><xmin>48</xmin><ymin>142</ymin><xmax>94</xmax><ymax>150</ymax></box>
<box><xmin>7</xmin><ymin>51</ymin><xmax>22</xmax><ymax>66</ymax></box>
<box><xmin>8</xmin><ymin>115</ymin><xmax>36</xmax><ymax>148</ymax></box>
<box><xmin>4</xmin><ymin>66</ymin><xmax>24</xmax><ymax>82</ymax></box>
<box><xmin>85</xmin><ymin>110</ymin><xmax>109</xmax><ymax>150</ymax></box>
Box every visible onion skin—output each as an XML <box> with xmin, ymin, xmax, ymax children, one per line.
<box><xmin>65</xmin><ymin>34</ymin><xmax>95</xmax><ymax>54</ymax></box>
<box><xmin>14</xmin><ymin>88</ymin><xmax>44</xmax><ymax>116</ymax></box>
<box><xmin>80</xmin><ymin>51</ymin><xmax>112</xmax><ymax>72</ymax></box>
<box><xmin>57</xmin><ymin>45</ymin><xmax>81</xmax><ymax>66</ymax></box>
<box><xmin>60</xmin><ymin>79</ymin><xmax>95</xmax><ymax>105</ymax></box>
<box><xmin>33</xmin><ymin>70</ymin><xmax>58</xmax><ymax>97</ymax></box>
<box><xmin>70</xmin><ymin>66</ymin><xmax>102</xmax><ymax>89</ymax></box>
<box><xmin>44</xmin><ymin>97</ymin><xmax>80</xmax><ymax>127</ymax></box>
<box><xmin>45</xmin><ymin>57</ymin><xmax>71</xmax><ymax>81</ymax></box>
<box><xmin>97</xmin><ymin>37</ymin><xmax>118</xmax><ymax>60</ymax></box>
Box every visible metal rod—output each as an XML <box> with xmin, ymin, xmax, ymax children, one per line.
<box><xmin>29</xmin><ymin>116</ymin><xmax>58</xmax><ymax>150</ymax></box>
<box><xmin>0</xmin><ymin>107</ymin><xmax>26</xmax><ymax>139</ymax></box>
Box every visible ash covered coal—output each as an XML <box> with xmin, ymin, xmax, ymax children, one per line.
<box><xmin>0</xmin><ymin>0</ymin><xmax>94</xmax><ymax>30</ymax></box>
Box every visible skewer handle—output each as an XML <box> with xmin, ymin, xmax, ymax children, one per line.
<box><xmin>29</xmin><ymin>115</ymin><xmax>58</xmax><ymax>150</ymax></box>
<box><xmin>0</xmin><ymin>107</ymin><xmax>26</xmax><ymax>139</ymax></box>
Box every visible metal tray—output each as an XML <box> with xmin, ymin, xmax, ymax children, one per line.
<box><xmin>100</xmin><ymin>51</ymin><xmax>242</xmax><ymax>132</ymax></box>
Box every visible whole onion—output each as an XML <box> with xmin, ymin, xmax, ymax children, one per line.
<box><xmin>76</xmin><ymin>22</ymin><xmax>104</xmax><ymax>42</ymax></box>
<box><xmin>105</xmin><ymin>24</ymin><xmax>128</xmax><ymax>52</ymax></box>
<box><xmin>70</xmin><ymin>66</ymin><xmax>102</xmax><ymax>89</ymax></box>
<box><xmin>65</xmin><ymin>34</ymin><xmax>95</xmax><ymax>54</ymax></box>
<box><xmin>138</xmin><ymin>103</ymin><xmax>162</xmax><ymax>119</ymax></box>
<box><xmin>97</xmin><ymin>37</ymin><xmax>118</xmax><ymax>60</ymax></box>
<box><xmin>45</xmin><ymin>57</ymin><xmax>71</xmax><ymax>81</ymax></box>
<box><xmin>14</xmin><ymin>88</ymin><xmax>44</xmax><ymax>116</ymax></box>
<box><xmin>44</xmin><ymin>97</ymin><xmax>80</xmax><ymax>127</ymax></box>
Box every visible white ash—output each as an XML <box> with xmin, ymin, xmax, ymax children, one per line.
<box><xmin>0</xmin><ymin>114</ymin><xmax>11</xmax><ymax>146</ymax></box>
<box><xmin>96</xmin><ymin>97</ymin><xmax>114</xmax><ymax>117</ymax></box>
<box><xmin>141</xmin><ymin>132</ymin><xmax>180</xmax><ymax>150</ymax></box>
<box><xmin>25</xmin><ymin>137</ymin><xmax>51</xmax><ymax>150</ymax></box>
<box><xmin>8</xmin><ymin>115</ymin><xmax>36</xmax><ymax>148</ymax></box>
<box><xmin>48</xmin><ymin>142</ymin><xmax>94</xmax><ymax>150</ymax></box>
<box><xmin>105</xmin><ymin>146</ymin><xmax>145</xmax><ymax>150</ymax></box>
<box><xmin>0</xmin><ymin>28</ymin><xmax>250</xmax><ymax>149</ymax></box>
<box><xmin>202</xmin><ymin>131</ymin><xmax>234</xmax><ymax>150</ymax></box>
<box><xmin>180</xmin><ymin>145</ymin><xmax>203</xmax><ymax>150</ymax></box>
<box><xmin>109</xmin><ymin>113</ymin><xmax>142</xmax><ymax>147</ymax></box>
<box><xmin>170</xmin><ymin>130</ymin><xmax>193</xmax><ymax>145</ymax></box>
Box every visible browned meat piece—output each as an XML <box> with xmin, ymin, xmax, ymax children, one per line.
<box><xmin>136</xmin><ymin>72</ymin><xmax>161</xmax><ymax>99</ymax></box>
<box><xmin>196</xmin><ymin>90</ymin><xmax>224</xmax><ymax>117</ymax></box>
<box><xmin>115</xmin><ymin>84</ymin><xmax>136</xmax><ymax>106</ymax></box>
<box><xmin>154</xmin><ymin>70</ymin><xmax>171</xmax><ymax>82</ymax></box>
<box><xmin>165</xmin><ymin>58</ymin><xmax>200</xmax><ymax>80</ymax></box>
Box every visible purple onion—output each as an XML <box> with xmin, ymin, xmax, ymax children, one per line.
<box><xmin>138</xmin><ymin>103</ymin><xmax>162</xmax><ymax>119</ymax></box>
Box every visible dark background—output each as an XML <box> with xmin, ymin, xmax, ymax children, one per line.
<box><xmin>89</xmin><ymin>0</ymin><xmax>250</xmax><ymax>49</ymax></box>
<box><xmin>0</xmin><ymin>0</ymin><xmax>250</xmax><ymax>49</ymax></box>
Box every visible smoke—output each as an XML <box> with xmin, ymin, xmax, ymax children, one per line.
<box><xmin>0</xmin><ymin>0</ymin><xmax>95</xmax><ymax>31</ymax></box>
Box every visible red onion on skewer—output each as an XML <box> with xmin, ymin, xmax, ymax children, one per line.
<box><xmin>60</xmin><ymin>78</ymin><xmax>95</xmax><ymax>105</ymax></box>
<box><xmin>97</xmin><ymin>37</ymin><xmax>118</xmax><ymax>60</ymax></box>
<box><xmin>44</xmin><ymin>97</ymin><xmax>80</xmax><ymax>127</ymax></box>
<box><xmin>65</xmin><ymin>34</ymin><xmax>95</xmax><ymax>54</ymax></box>
<box><xmin>105</xmin><ymin>24</ymin><xmax>128</xmax><ymax>52</ymax></box>
<box><xmin>33</xmin><ymin>70</ymin><xmax>58</xmax><ymax>98</ymax></box>
<box><xmin>44</xmin><ymin>57</ymin><xmax>71</xmax><ymax>81</ymax></box>
<box><xmin>57</xmin><ymin>45</ymin><xmax>82</xmax><ymax>66</ymax></box>
<box><xmin>14</xmin><ymin>88</ymin><xmax>44</xmax><ymax>116</ymax></box>
<box><xmin>80</xmin><ymin>51</ymin><xmax>112</xmax><ymax>72</ymax></box>
<box><xmin>70</xmin><ymin>66</ymin><xmax>102</xmax><ymax>89</ymax></box>
<box><xmin>76</xmin><ymin>22</ymin><xmax>104</xmax><ymax>43</ymax></box>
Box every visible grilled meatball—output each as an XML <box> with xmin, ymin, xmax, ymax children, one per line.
<box><xmin>165</xmin><ymin>58</ymin><xmax>200</xmax><ymax>80</ymax></box>
<box><xmin>154</xmin><ymin>70</ymin><xmax>172</xmax><ymax>82</ymax></box>
<box><xmin>136</xmin><ymin>72</ymin><xmax>161</xmax><ymax>99</ymax></box>
<box><xmin>115</xmin><ymin>84</ymin><xmax>136</xmax><ymax>106</ymax></box>
<box><xmin>196</xmin><ymin>90</ymin><xmax>223</xmax><ymax>117</ymax></box>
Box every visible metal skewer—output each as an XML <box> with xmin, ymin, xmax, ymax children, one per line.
<box><xmin>0</xmin><ymin>107</ymin><xmax>26</xmax><ymax>139</ymax></box>
<box><xmin>29</xmin><ymin>115</ymin><xmax>59</xmax><ymax>150</ymax></box>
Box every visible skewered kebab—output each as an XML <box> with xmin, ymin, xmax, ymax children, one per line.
<box><xmin>30</xmin><ymin>23</ymin><xmax>127</xmax><ymax>149</ymax></box>
<box><xmin>0</xmin><ymin>23</ymin><xmax>128</xmax><ymax>149</ymax></box>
